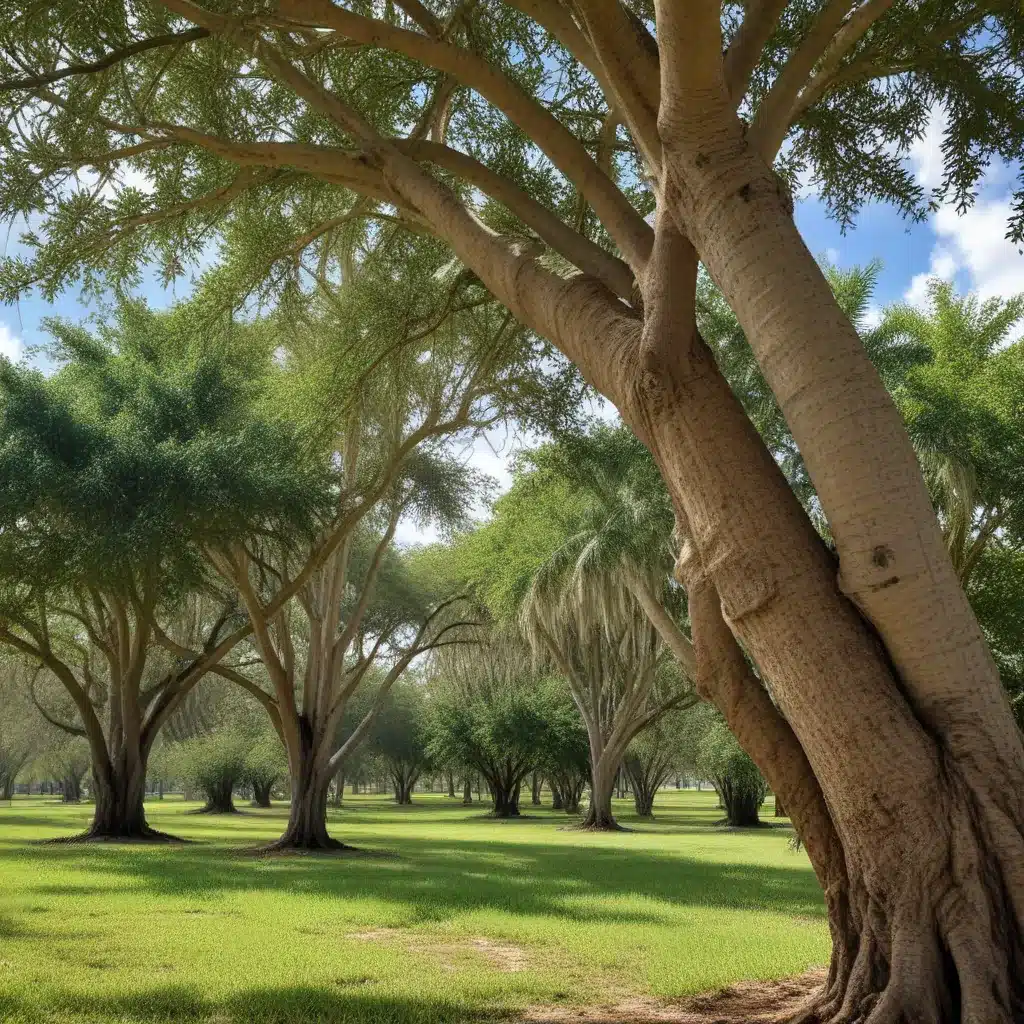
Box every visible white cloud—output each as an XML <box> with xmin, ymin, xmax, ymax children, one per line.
<box><xmin>0</xmin><ymin>322</ymin><xmax>23</xmax><ymax>362</ymax></box>
<box><xmin>909</xmin><ymin>107</ymin><xmax>947</xmax><ymax>191</ymax></box>
<box><xmin>933</xmin><ymin>200</ymin><xmax>1024</xmax><ymax>303</ymax></box>
<box><xmin>862</xmin><ymin>304</ymin><xmax>884</xmax><ymax>329</ymax></box>
<box><xmin>904</xmin><ymin>104</ymin><xmax>1024</xmax><ymax>322</ymax></box>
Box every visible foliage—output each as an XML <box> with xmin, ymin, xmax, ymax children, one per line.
<box><xmin>697</xmin><ymin>713</ymin><xmax>769</xmax><ymax>828</ymax></box>
<box><xmin>371</xmin><ymin>678</ymin><xmax>431</xmax><ymax>804</ymax></box>
<box><xmin>0</xmin><ymin>300</ymin><xmax>327</xmax><ymax>608</ymax></box>
<box><xmin>169</xmin><ymin>732</ymin><xmax>251</xmax><ymax>813</ymax></box>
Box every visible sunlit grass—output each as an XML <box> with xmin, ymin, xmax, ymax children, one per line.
<box><xmin>0</xmin><ymin>790</ymin><xmax>829</xmax><ymax>1023</ymax></box>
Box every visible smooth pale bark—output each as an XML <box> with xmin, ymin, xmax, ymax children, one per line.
<box><xmin>626</xmin><ymin>215</ymin><xmax>1024</xmax><ymax>1020</ymax></box>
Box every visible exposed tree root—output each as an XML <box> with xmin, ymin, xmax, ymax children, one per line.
<box><xmin>260</xmin><ymin>833</ymin><xmax>355</xmax><ymax>854</ymax></box>
<box><xmin>45</xmin><ymin>825</ymin><xmax>185</xmax><ymax>844</ymax></box>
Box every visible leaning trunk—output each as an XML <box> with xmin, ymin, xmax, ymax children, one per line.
<box><xmin>626</xmin><ymin>211</ymin><xmax>1024</xmax><ymax>1017</ymax></box>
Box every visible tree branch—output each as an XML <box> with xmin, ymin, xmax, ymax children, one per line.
<box><xmin>723</xmin><ymin>0</ymin><xmax>790</xmax><ymax>107</ymax></box>
<box><xmin>0</xmin><ymin>28</ymin><xmax>209</xmax><ymax>93</ymax></box>
<box><xmin>278</xmin><ymin>0</ymin><xmax>653</xmax><ymax>271</ymax></box>
<box><xmin>785</xmin><ymin>0</ymin><xmax>896</xmax><ymax>129</ymax></box>
<box><xmin>749</xmin><ymin>0</ymin><xmax>895</xmax><ymax>161</ymax></box>
<box><xmin>395</xmin><ymin>138</ymin><xmax>635</xmax><ymax>300</ymax></box>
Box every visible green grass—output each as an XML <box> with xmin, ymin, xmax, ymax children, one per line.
<box><xmin>0</xmin><ymin>791</ymin><xmax>829</xmax><ymax>1023</ymax></box>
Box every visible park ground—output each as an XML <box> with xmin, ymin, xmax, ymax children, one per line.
<box><xmin>0</xmin><ymin>791</ymin><xmax>829</xmax><ymax>1024</ymax></box>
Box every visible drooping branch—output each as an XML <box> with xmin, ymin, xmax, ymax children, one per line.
<box><xmin>277</xmin><ymin>0</ymin><xmax>653</xmax><ymax>271</ymax></box>
<box><xmin>749</xmin><ymin>0</ymin><xmax>896</xmax><ymax>161</ymax></box>
<box><xmin>394</xmin><ymin>139</ymin><xmax>635</xmax><ymax>300</ymax></box>
<box><xmin>28</xmin><ymin>666</ymin><xmax>88</xmax><ymax>737</ymax></box>
<box><xmin>0</xmin><ymin>27</ymin><xmax>210</xmax><ymax>92</ymax></box>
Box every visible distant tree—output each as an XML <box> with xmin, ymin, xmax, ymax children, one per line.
<box><xmin>698</xmin><ymin>715</ymin><xmax>769</xmax><ymax>828</ymax></box>
<box><xmin>243</xmin><ymin>732</ymin><xmax>288</xmax><ymax>808</ymax></box>
<box><xmin>535</xmin><ymin>679</ymin><xmax>590</xmax><ymax>815</ymax></box>
<box><xmin>427</xmin><ymin>636</ymin><xmax>548</xmax><ymax>818</ymax></box>
<box><xmin>171</xmin><ymin>733</ymin><xmax>251</xmax><ymax>814</ymax></box>
<box><xmin>624</xmin><ymin>703</ymin><xmax>695</xmax><ymax>818</ymax></box>
<box><xmin>372</xmin><ymin>679</ymin><xmax>430</xmax><ymax>805</ymax></box>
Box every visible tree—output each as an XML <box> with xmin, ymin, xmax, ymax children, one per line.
<box><xmin>697</xmin><ymin>712</ymin><xmax>769</xmax><ymax>827</ymax></box>
<box><xmin>427</xmin><ymin>635</ymin><xmax>549</xmax><ymax>817</ymax></box>
<box><xmin>3</xmin><ymin>1</ymin><xmax>1024</xmax><ymax>1011</ymax></box>
<box><xmin>171</xmin><ymin>732</ymin><xmax>250</xmax><ymax>813</ymax></box>
<box><xmin>243</xmin><ymin>731</ymin><xmax>288</xmax><ymax>807</ymax></box>
<box><xmin>0</xmin><ymin>304</ymin><xmax>321</xmax><ymax>838</ymax></box>
<box><xmin>459</xmin><ymin>448</ymin><xmax>697</xmax><ymax>829</ymax></box>
<box><xmin>535</xmin><ymin>678</ymin><xmax>590</xmax><ymax>815</ymax></box>
<box><xmin>371</xmin><ymin>678</ymin><xmax>430</xmax><ymax>805</ymax></box>
<box><xmin>623</xmin><ymin>703</ymin><xmax>693</xmax><ymax>818</ymax></box>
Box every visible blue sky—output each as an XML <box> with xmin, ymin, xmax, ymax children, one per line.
<box><xmin>2</xmin><ymin>110</ymin><xmax>1022</xmax><ymax>544</ymax></box>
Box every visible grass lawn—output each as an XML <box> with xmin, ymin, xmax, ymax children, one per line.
<box><xmin>0</xmin><ymin>791</ymin><xmax>829</xmax><ymax>1023</ymax></box>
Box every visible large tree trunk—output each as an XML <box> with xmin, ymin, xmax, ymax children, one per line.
<box><xmin>582</xmin><ymin>758</ymin><xmax>621</xmax><ymax>830</ymax></box>
<box><xmin>462</xmin><ymin>777</ymin><xmax>473</xmax><ymax>806</ymax></box>
<box><xmin>489</xmin><ymin>774</ymin><xmax>522</xmax><ymax>817</ymax></box>
<box><xmin>447</xmin><ymin>772</ymin><xmax>456</xmax><ymax>798</ymax></box>
<box><xmin>87</xmin><ymin>760</ymin><xmax>153</xmax><ymax>839</ymax></box>
<box><xmin>627</xmin><ymin>211</ymin><xmax>1024</xmax><ymax>1018</ymax></box>
<box><xmin>531</xmin><ymin>771</ymin><xmax>542</xmax><ymax>806</ymax></box>
<box><xmin>270</xmin><ymin>728</ymin><xmax>345</xmax><ymax>851</ymax></box>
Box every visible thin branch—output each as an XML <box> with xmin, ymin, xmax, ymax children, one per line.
<box><xmin>278</xmin><ymin>0</ymin><xmax>653</xmax><ymax>270</ymax></box>
<box><xmin>723</xmin><ymin>0</ymin><xmax>790</xmax><ymax>106</ymax></box>
<box><xmin>29</xmin><ymin>666</ymin><xmax>88</xmax><ymax>737</ymax></box>
<box><xmin>0</xmin><ymin>27</ymin><xmax>209</xmax><ymax>92</ymax></box>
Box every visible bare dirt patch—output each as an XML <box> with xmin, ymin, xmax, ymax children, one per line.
<box><xmin>345</xmin><ymin>928</ymin><xmax>529</xmax><ymax>972</ymax></box>
<box><xmin>522</xmin><ymin>969</ymin><xmax>826</xmax><ymax>1023</ymax></box>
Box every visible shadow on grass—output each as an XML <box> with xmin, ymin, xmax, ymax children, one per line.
<box><xmin>0</xmin><ymin>984</ymin><xmax>509</xmax><ymax>1024</ymax></box>
<box><xmin>0</xmin><ymin>828</ymin><xmax>825</xmax><ymax>925</ymax></box>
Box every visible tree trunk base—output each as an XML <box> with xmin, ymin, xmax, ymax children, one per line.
<box><xmin>50</xmin><ymin>824</ymin><xmax>182</xmax><ymax>844</ymax></box>
<box><xmin>261</xmin><ymin>834</ymin><xmax>355</xmax><ymax>854</ymax></box>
